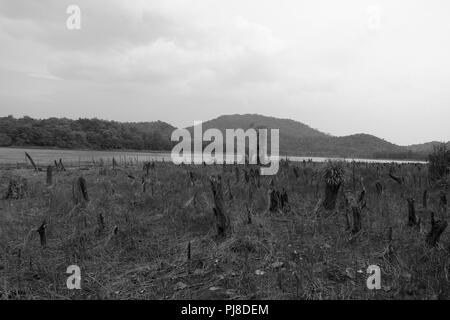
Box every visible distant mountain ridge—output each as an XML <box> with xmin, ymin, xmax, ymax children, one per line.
<box><xmin>0</xmin><ymin>114</ymin><xmax>447</xmax><ymax>160</ymax></box>
<box><xmin>0</xmin><ymin>116</ymin><xmax>176</xmax><ymax>150</ymax></box>
<box><xmin>407</xmin><ymin>141</ymin><xmax>450</xmax><ymax>154</ymax></box>
<box><xmin>188</xmin><ymin>114</ymin><xmax>428</xmax><ymax>159</ymax></box>
<box><xmin>195</xmin><ymin>114</ymin><xmax>329</xmax><ymax>138</ymax></box>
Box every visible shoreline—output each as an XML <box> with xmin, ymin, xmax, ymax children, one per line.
<box><xmin>0</xmin><ymin>146</ymin><xmax>427</xmax><ymax>166</ymax></box>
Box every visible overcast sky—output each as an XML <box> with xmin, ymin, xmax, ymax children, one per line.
<box><xmin>0</xmin><ymin>0</ymin><xmax>449</xmax><ymax>145</ymax></box>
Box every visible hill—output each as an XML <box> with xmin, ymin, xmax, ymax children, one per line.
<box><xmin>407</xmin><ymin>141</ymin><xmax>450</xmax><ymax>154</ymax></box>
<box><xmin>194</xmin><ymin>114</ymin><xmax>329</xmax><ymax>138</ymax></box>
<box><xmin>0</xmin><ymin>114</ymin><xmax>442</xmax><ymax>160</ymax></box>
<box><xmin>187</xmin><ymin>114</ymin><xmax>413</xmax><ymax>159</ymax></box>
<box><xmin>0</xmin><ymin>116</ymin><xmax>176</xmax><ymax>151</ymax></box>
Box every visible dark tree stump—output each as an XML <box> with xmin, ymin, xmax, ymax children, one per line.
<box><xmin>345</xmin><ymin>194</ymin><xmax>362</xmax><ymax>235</ymax></box>
<box><xmin>227</xmin><ymin>179</ymin><xmax>233</xmax><ymax>200</ymax></box>
<box><xmin>351</xmin><ymin>205</ymin><xmax>362</xmax><ymax>235</ymax></box>
<box><xmin>323</xmin><ymin>183</ymin><xmax>341</xmax><ymax>211</ymax></box>
<box><xmin>97</xmin><ymin>213</ymin><xmax>105</xmax><ymax>232</ymax></box>
<box><xmin>46</xmin><ymin>165</ymin><xmax>53</xmax><ymax>186</ymax></box>
<box><xmin>268</xmin><ymin>189</ymin><xmax>279</xmax><ymax>212</ymax></box>
<box><xmin>37</xmin><ymin>221</ymin><xmax>47</xmax><ymax>248</ymax></box>
<box><xmin>423</xmin><ymin>190</ymin><xmax>428</xmax><ymax>209</ymax></box>
<box><xmin>293</xmin><ymin>166</ymin><xmax>300</xmax><ymax>179</ymax></box>
<box><xmin>375</xmin><ymin>181</ymin><xmax>383</xmax><ymax>196</ymax></box>
<box><xmin>25</xmin><ymin>152</ymin><xmax>38</xmax><ymax>171</ymax></box>
<box><xmin>440</xmin><ymin>191</ymin><xmax>447</xmax><ymax>214</ymax></box>
<box><xmin>210</xmin><ymin>175</ymin><xmax>230</xmax><ymax>237</ymax></box>
<box><xmin>280</xmin><ymin>188</ymin><xmax>289</xmax><ymax>209</ymax></box>
<box><xmin>187</xmin><ymin>241</ymin><xmax>191</xmax><ymax>261</ymax></box>
<box><xmin>72</xmin><ymin>177</ymin><xmax>89</xmax><ymax>205</ymax></box>
<box><xmin>426</xmin><ymin>212</ymin><xmax>448</xmax><ymax>247</ymax></box>
<box><xmin>244</xmin><ymin>169</ymin><xmax>249</xmax><ymax>183</ymax></box>
<box><xmin>143</xmin><ymin>162</ymin><xmax>150</xmax><ymax>176</ymax></box>
<box><xmin>407</xmin><ymin>198</ymin><xmax>418</xmax><ymax>227</ymax></box>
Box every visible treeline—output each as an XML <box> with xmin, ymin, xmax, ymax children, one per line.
<box><xmin>0</xmin><ymin>116</ymin><xmax>175</xmax><ymax>151</ymax></box>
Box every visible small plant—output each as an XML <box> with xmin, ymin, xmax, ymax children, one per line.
<box><xmin>4</xmin><ymin>177</ymin><xmax>28</xmax><ymax>200</ymax></box>
<box><xmin>321</xmin><ymin>161</ymin><xmax>346</xmax><ymax>210</ymax></box>
<box><xmin>322</xmin><ymin>161</ymin><xmax>346</xmax><ymax>186</ymax></box>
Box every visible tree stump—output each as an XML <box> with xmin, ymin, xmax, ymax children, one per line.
<box><xmin>426</xmin><ymin>212</ymin><xmax>448</xmax><ymax>247</ymax></box>
<box><xmin>36</xmin><ymin>221</ymin><xmax>47</xmax><ymax>248</ymax></box>
<box><xmin>423</xmin><ymin>190</ymin><xmax>428</xmax><ymax>209</ymax></box>
<box><xmin>97</xmin><ymin>213</ymin><xmax>105</xmax><ymax>233</ymax></box>
<box><xmin>440</xmin><ymin>191</ymin><xmax>447</xmax><ymax>214</ymax></box>
<box><xmin>345</xmin><ymin>194</ymin><xmax>362</xmax><ymax>235</ymax></box>
<box><xmin>351</xmin><ymin>205</ymin><xmax>362</xmax><ymax>235</ymax></box>
<box><xmin>293</xmin><ymin>166</ymin><xmax>300</xmax><ymax>179</ymax></box>
<box><xmin>72</xmin><ymin>177</ymin><xmax>89</xmax><ymax>205</ymax></box>
<box><xmin>268</xmin><ymin>189</ymin><xmax>279</xmax><ymax>212</ymax></box>
<box><xmin>323</xmin><ymin>183</ymin><xmax>341</xmax><ymax>211</ymax></box>
<box><xmin>25</xmin><ymin>152</ymin><xmax>38</xmax><ymax>171</ymax></box>
<box><xmin>407</xmin><ymin>198</ymin><xmax>418</xmax><ymax>227</ymax></box>
<box><xmin>375</xmin><ymin>181</ymin><xmax>383</xmax><ymax>197</ymax></box>
<box><xmin>210</xmin><ymin>175</ymin><xmax>230</xmax><ymax>238</ymax></box>
<box><xmin>46</xmin><ymin>165</ymin><xmax>53</xmax><ymax>186</ymax></box>
<box><xmin>244</xmin><ymin>169</ymin><xmax>249</xmax><ymax>183</ymax></box>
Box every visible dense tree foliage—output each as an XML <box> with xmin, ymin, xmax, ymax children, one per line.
<box><xmin>0</xmin><ymin>116</ymin><xmax>175</xmax><ymax>151</ymax></box>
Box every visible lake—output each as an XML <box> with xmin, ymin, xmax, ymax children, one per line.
<box><xmin>0</xmin><ymin>147</ymin><xmax>426</xmax><ymax>167</ymax></box>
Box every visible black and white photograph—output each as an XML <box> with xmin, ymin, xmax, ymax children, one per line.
<box><xmin>0</xmin><ymin>0</ymin><xmax>449</xmax><ymax>305</ymax></box>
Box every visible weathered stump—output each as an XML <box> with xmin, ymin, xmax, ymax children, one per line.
<box><xmin>323</xmin><ymin>183</ymin><xmax>341</xmax><ymax>211</ymax></box>
<box><xmin>210</xmin><ymin>175</ymin><xmax>230</xmax><ymax>237</ymax></box>
<box><xmin>268</xmin><ymin>189</ymin><xmax>279</xmax><ymax>212</ymax></box>
<box><xmin>407</xmin><ymin>198</ymin><xmax>418</xmax><ymax>227</ymax></box>
<box><xmin>25</xmin><ymin>152</ymin><xmax>38</xmax><ymax>171</ymax></box>
<box><xmin>423</xmin><ymin>190</ymin><xmax>428</xmax><ymax>209</ymax></box>
<box><xmin>351</xmin><ymin>205</ymin><xmax>362</xmax><ymax>235</ymax></box>
<box><xmin>46</xmin><ymin>165</ymin><xmax>53</xmax><ymax>186</ymax></box>
<box><xmin>244</xmin><ymin>169</ymin><xmax>249</xmax><ymax>183</ymax></box>
<box><xmin>440</xmin><ymin>191</ymin><xmax>447</xmax><ymax>214</ymax></box>
<box><xmin>72</xmin><ymin>177</ymin><xmax>89</xmax><ymax>205</ymax></box>
<box><xmin>375</xmin><ymin>181</ymin><xmax>383</xmax><ymax>197</ymax></box>
<box><xmin>293</xmin><ymin>166</ymin><xmax>300</xmax><ymax>179</ymax></box>
<box><xmin>37</xmin><ymin>221</ymin><xmax>47</xmax><ymax>248</ymax></box>
<box><xmin>345</xmin><ymin>194</ymin><xmax>362</xmax><ymax>235</ymax></box>
<box><xmin>426</xmin><ymin>212</ymin><xmax>448</xmax><ymax>247</ymax></box>
<box><xmin>97</xmin><ymin>213</ymin><xmax>105</xmax><ymax>232</ymax></box>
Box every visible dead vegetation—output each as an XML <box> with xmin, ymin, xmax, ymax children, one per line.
<box><xmin>0</xmin><ymin>152</ymin><xmax>449</xmax><ymax>300</ymax></box>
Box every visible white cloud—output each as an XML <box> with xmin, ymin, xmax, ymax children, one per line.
<box><xmin>0</xmin><ymin>0</ymin><xmax>449</xmax><ymax>145</ymax></box>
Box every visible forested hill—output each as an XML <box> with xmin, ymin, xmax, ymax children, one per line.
<box><xmin>0</xmin><ymin>116</ymin><xmax>175</xmax><ymax>150</ymax></box>
<box><xmin>0</xmin><ymin>115</ymin><xmax>443</xmax><ymax>160</ymax></box>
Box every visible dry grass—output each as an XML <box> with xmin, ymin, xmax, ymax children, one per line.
<box><xmin>0</xmin><ymin>160</ymin><xmax>449</xmax><ymax>300</ymax></box>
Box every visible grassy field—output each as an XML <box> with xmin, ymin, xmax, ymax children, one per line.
<box><xmin>0</xmin><ymin>158</ymin><xmax>449</xmax><ymax>300</ymax></box>
<box><xmin>0</xmin><ymin>147</ymin><xmax>171</xmax><ymax>167</ymax></box>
